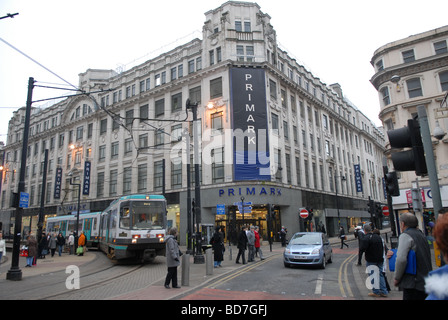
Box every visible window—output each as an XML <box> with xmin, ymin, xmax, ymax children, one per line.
<box><xmin>269</xmin><ymin>80</ymin><xmax>277</xmax><ymax>100</ymax></box>
<box><xmin>154</xmin><ymin>160</ymin><xmax>164</xmax><ymax>192</ymax></box>
<box><xmin>171</xmin><ymin>161</ymin><xmax>182</xmax><ymax>189</ymax></box>
<box><xmin>237</xmin><ymin>45</ymin><xmax>244</xmax><ymax>62</ymax></box>
<box><xmin>407</xmin><ymin>78</ymin><xmax>423</xmax><ymax>98</ymax></box>
<box><xmin>123</xmin><ymin>167</ymin><xmax>132</xmax><ymax>195</ymax></box>
<box><xmin>212</xmin><ymin>148</ymin><xmax>224</xmax><ymax>183</ymax></box>
<box><xmin>188</xmin><ymin>60</ymin><xmax>195</xmax><ymax>74</ymax></box>
<box><xmin>99</xmin><ymin>145</ymin><xmax>106</xmax><ymax>162</ymax></box>
<box><xmin>171</xmin><ymin>124</ymin><xmax>182</xmax><ymax>143</ymax></box>
<box><xmin>271</xmin><ymin>113</ymin><xmax>279</xmax><ymax>132</ymax></box>
<box><xmin>125</xmin><ymin>138</ymin><xmax>133</xmax><ymax>155</ymax></box>
<box><xmin>109</xmin><ymin>169</ymin><xmax>118</xmax><ymax>196</ymax></box>
<box><xmin>380</xmin><ymin>86</ymin><xmax>390</xmax><ymax>105</ymax></box>
<box><xmin>138</xmin><ymin>164</ymin><xmax>147</xmax><ymax>192</ymax></box>
<box><xmin>97</xmin><ymin>172</ymin><xmax>105</xmax><ymax>197</ymax></box>
<box><xmin>171</xmin><ymin>93</ymin><xmax>182</xmax><ymax>112</ymax></box>
<box><xmin>155</xmin><ymin>98</ymin><xmax>165</xmax><ymax>117</ymax></box>
<box><xmin>235</xmin><ymin>20</ymin><xmax>242</xmax><ymax>32</ymax></box>
<box><xmin>440</xmin><ymin>70</ymin><xmax>448</xmax><ymax>91</ymax></box>
<box><xmin>244</xmin><ymin>21</ymin><xmax>251</xmax><ymax>32</ymax></box>
<box><xmin>155</xmin><ymin>129</ymin><xmax>164</xmax><ymax>146</ymax></box>
<box><xmin>376</xmin><ymin>59</ymin><xmax>384</xmax><ymax>71</ymax></box>
<box><xmin>434</xmin><ymin>40</ymin><xmax>447</xmax><ymax>55</ymax></box>
<box><xmin>76</xmin><ymin>126</ymin><xmax>83</xmax><ymax>141</ymax></box>
<box><xmin>140</xmin><ymin>104</ymin><xmax>148</xmax><ymax>122</ymax></box>
<box><xmin>209</xmin><ymin>50</ymin><xmax>215</xmax><ymax>66</ymax></box>
<box><xmin>210</xmin><ymin>77</ymin><xmax>222</xmax><ymax>99</ymax></box>
<box><xmin>111</xmin><ymin>142</ymin><xmax>119</xmax><ymax>159</ymax></box>
<box><xmin>125</xmin><ymin>109</ymin><xmax>134</xmax><ymax>128</ymax></box>
<box><xmin>100</xmin><ymin>119</ymin><xmax>107</xmax><ymax>135</ymax></box>
<box><xmin>139</xmin><ymin>133</ymin><xmax>148</xmax><ymax>149</ymax></box>
<box><xmin>402</xmin><ymin>49</ymin><xmax>415</xmax><ymax>63</ymax></box>
<box><xmin>211</xmin><ymin>112</ymin><xmax>223</xmax><ymax>133</ymax></box>
<box><xmin>171</xmin><ymin>67</ymin><xmax>177</xmax><ymax>81</ymax></box>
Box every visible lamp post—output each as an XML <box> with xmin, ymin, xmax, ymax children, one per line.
<box><xmin>186</xmin><ymin>99</ymin><xmax>204</xmax><ymax>264</ymax></box>
<box><xmin>7</xmin><ymin>77</ymin><xmax>34</xmax><ymax>281</ymax></box>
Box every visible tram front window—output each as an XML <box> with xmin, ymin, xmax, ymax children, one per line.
<box><xmin>121</xmin><ymin>201</ymin><xmax>164</xmax><ymax>230</ymax></box>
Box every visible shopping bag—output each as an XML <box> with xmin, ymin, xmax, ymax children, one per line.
<box><xmin>76</xmin><ymin>246</ymin><xmax>84</xmax><ymax>255</ymax></box>
<box><xmin>20</xmin><ymin>249</ymin><xmax>28</xmax><ymax>257</ymax></box>
<box><xmin>388</xmin><ymin>249</ymin><xmax>416</xmax><ymax>275</ymax></box>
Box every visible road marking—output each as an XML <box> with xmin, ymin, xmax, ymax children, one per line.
<box><xmin>206</xmin><ymin>254</ymin><xmax>279</xmax><ymax>289</ymax></box>
<box><xmin>314</xmin><ymin>274</ymin><xmax>324</xmax><ymax>295</ymax></box>
<box><xmin>338</xmin><ymin>253</ymin><xmax>356</xmax><ymax>298</ymax></box>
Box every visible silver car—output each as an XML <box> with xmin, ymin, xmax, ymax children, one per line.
<box><xmin>283</xmin><ymin>232</ymin><xmax>333</xmax><ymax>269</ymax></box>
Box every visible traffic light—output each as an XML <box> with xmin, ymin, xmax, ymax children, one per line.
<box><xmin>367</xmin><ymin>198</ymin><xmax>374</xmax><ymax>214</ymax></box>
<box><xmin>376</xmin><ymin>203</ymin><xmax>383</xmax><ymax>217</ymax></box>
<box><xmin>385</xmin><ymin>171</ymin><xmax>400</xmax><ymax>197</ymax></box>
<box><xmin>387</xmin><ymin>119</ymin><xmax>427</xmax><ymax>176</ymax></box>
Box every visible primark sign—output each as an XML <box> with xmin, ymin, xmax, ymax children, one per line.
<box><xmin>230</xmin><ymin>67</ymin><xmax>270</xmax><ymax>181</ymax></box>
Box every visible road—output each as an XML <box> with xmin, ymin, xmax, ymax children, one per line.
<box><xmin>179</xmin><ymin>244</ymin><xmax>364</xmax><ymax>300</ymax></box>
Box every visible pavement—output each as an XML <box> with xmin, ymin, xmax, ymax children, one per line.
<box><xmin>0</xmin><ymin>228</ymin><xmax>434</xmax><ymax>300</ymax></box>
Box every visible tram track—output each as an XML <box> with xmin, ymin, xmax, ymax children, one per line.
<box><xmin>39</xmin><ymin>252</ymin><xmax>145</xmax><ymax>300</ymax></box>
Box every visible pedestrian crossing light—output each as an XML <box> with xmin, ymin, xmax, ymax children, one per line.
<box><xmin>385</xmin><ymin>171</ymin><xmax>400</xmax><ymax>197</ymax></box>
<box><xmin>387</xmin><ymin>119</ymin><xmax>427</xmax><ymax>176</ymax></box>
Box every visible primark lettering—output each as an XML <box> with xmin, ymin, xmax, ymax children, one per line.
<box><xmin>219</xmin><ymin>186</ymin><xmax>282</xmax><ymax>197</ymax></box>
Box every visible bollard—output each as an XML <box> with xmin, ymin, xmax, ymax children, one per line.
<box><xmin>205</xmin><ymin>248</ymin><xmax>213</xmax><ymax>275</ymax></box>
<box><xmin>181</xmin><ymin>253</ymin><xmax>190</xmax><ymax>286</ymax></box>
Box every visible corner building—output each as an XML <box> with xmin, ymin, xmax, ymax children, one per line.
<box><xmin>0</xmin><ymin>2</ymin><xmax>385</xmax><ymax>242</ymax></box>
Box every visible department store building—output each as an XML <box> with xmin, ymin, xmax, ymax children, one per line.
<box><xmin>0</xmin><ymin>1</ymin><xmax>386</xmax><ymax>242</ymax></box>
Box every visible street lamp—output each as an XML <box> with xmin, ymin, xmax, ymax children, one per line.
<box><xmin>186</xmin><ymin>99</ymin><xmax>204</xmax><ymax>264</ymax></box>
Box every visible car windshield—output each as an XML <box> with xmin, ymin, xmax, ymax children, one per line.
<box><xmin>289</xmin><ymin>233</ymin><xmax>322</xmax><ymax>245</ymax></box>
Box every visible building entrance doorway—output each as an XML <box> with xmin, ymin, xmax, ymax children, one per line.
<box><xmin>215</xmin><ymin>205</ymin><xmax>281</xmax><ymax>245</ymax></box>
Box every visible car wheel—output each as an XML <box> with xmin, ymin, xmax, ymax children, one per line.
<box><xmin>327</xmin><ymin>253</ymin><xmax>332</xmax><ymax>264</ymax></box>
<box><xmin>284</xmin><ymin>262</ymin><xmax>291</xmax><ymax>268</ymax></box>
<box><xmin>320</xmin><ymin>255</ymin><xmax>326</xmax><ymax>269</ymax></box>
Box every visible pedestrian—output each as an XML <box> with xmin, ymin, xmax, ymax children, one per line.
<box><xmin>57</xmin><ymin>232</ymin><xmax>65</xmax><ymax>256</ymax></box>
<box><xmin>164</xmin><ymin>227</ymin><xmax>181</xmax><ymax>289</ymax></box>
<box><xmin>279</xmin><ymin>226</ymin><xmax>287</xmax><ymax>247</ymax></box>
<box><xmin>210</xmin><ymin>226</ymin><xmax>224</xmax><ymax>267</ymax></box>
<box><xmin>338</xmin><ymin>226</ymin><xmax>349</xmax><ymax>249</ymax></box>
<box><xmin>0</xmin><ymin>232</ymin><xmax>6</xmax><ymax>267</ymax></box>
<box><xmin>26</xmin><ymin>235</ymin><xmax>38</xmax><ymax>267</ymax></box>
<box><xmin>48</xmin><ymin>233</ymin><xmax>57</xmax><ymax>257</ymax></box>
<box><xmin>360</xmin><ymin>224</ymin><xmax>388</xmax><ymax>297</ymax></box>
<box><xmin>356</xmin><ymin>226</ymin><xmax>365</xmax><ymax>265</ymax></box>
<box><xmin>38</xmin><ymin>232</ymin><xmax>48</xmax><ymax>259</ymax></box>
<box><xmin>236</xmin><ymin>226</ymin><xmax>248</xmax><ymax>264</ymax></box>
<box><xmin>425</xmin><ymin>210</ymin><xmax>448</xmax><ymax>300</ymax></box>
<box><xmin>254</xmin><ymin>226</ymin><xmax>264</xmax><ymax>261</ymax></box>
<box><xmin>247</xmin><ymin>226</ymin><xmax>255</xmax><ymax>262</ymax></box>
<box><xmin>373</xmin><ymin>229</ymin><xmax>391</xmax><ymax>292</ymax></box>
<box><xmin>390</xmin><ymin>212</ymin><xmax>432</xmax><ymax>300</ymax></box>
<box><xmin>78</xmin><ymin>231</ymin><xmax>86</xmax><ymax>256</ymax></box>
<box><xmin>68</xmin><ymin>233</ymin><xmax>75</xmax><ymax>255</ymax></box>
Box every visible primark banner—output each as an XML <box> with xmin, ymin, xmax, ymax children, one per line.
<box><xmin>230</xmin><ymin>67</ymin><xmax>270</xmax><ymax>181</ymax></box>
<box><xmin>354</xmin><ymin>164</ymin><xmax>363</xmax><ymax>193</ymax></box>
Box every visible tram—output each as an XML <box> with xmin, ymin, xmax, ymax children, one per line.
<box><xmin>98</xmin><ymin>194</ymin><xmax>167</xmax><ymax>262</ymax></box>
<box><xmin>46</xmin><ymin>212</ymin><xmax>101</xmax><ymax>248</ymax></box>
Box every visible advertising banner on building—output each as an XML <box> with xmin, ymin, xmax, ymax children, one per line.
<box><xmin>83</xmin><ymin>161</ymin><xmax>91</xmax><ymax>195</ymax></box>
<box><xmin>354</xmin><ymin>164</ymin><xmax>363</xmax><ymax>192</ymax></box>
<box><xmin>230</xmin><ymin>67</ymin><xmax>270</xmax><ymax>181</ymax></box>
<box><xmin>54</xmin><ymin>167</ymin><xmax>63</xmax><ymax>199</ymax></box>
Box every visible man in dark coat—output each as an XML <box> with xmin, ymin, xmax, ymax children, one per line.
<box><xmin>211</xmin><ymin>226</ymin><xmax>224</xmax><ymax>267</ymax></box>
<box><xmin>236</xmin><ymin>226</ymin><xmax>248</xmax><ymax>264</ymax></box>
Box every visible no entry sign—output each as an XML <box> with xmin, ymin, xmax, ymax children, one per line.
<box><xmin>300</xmin><ymin>208</ymin><xmax>309</xmax><ymax>219</ymax></box>
<box><xmin>382</xmin><ymin>206</ymin><xmax>390</xmax><ymax>216</ymax></box>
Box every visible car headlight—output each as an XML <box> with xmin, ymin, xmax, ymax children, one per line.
<box><xmin>311</xmin><ymin>248</ymin><xmax>320</xmax><ymax>255</ymax></box>
<box><xmin>284</xmin><ymin>248</ymin><xmax>291</xmax><ymax>254</ymax></box>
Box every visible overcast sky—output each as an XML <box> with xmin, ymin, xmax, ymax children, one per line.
<box><xmin>1</xmin><ymin>0</ymin><xmax>447</xmax><ymax>144</ymax></box>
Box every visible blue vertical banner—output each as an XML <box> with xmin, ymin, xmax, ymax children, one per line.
<box><xmin>54</xmin><ymin>167</ymin><xmax>63</xmax><ymax>199</ymax></box>
<box><xmin>354</xmin><ymin>164</ymin><xmax>363</xmax><ymax>192</ymax></box>
<box><xmin>230</xmin><ymin>67</ymin><xmax>270</xmax><ymax>181</ymax></box>
<box><xmin>83</xmin><ymin>161</ymin><xmax>91</xmax><ymax>195</ymax></box>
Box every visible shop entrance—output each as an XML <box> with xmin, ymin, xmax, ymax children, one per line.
<box><xmin>215</xmin><ymin>205</ymin><xmax>281</xmax><ymax>245</ymax></box>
